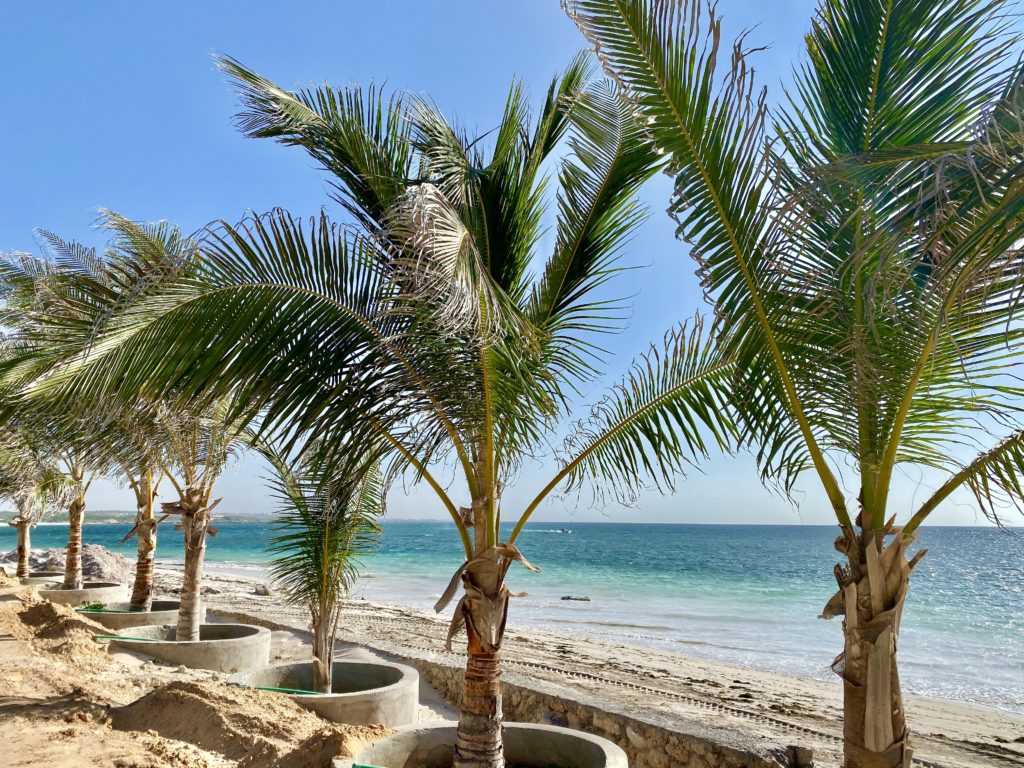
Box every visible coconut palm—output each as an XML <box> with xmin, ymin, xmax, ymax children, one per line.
<box><xmin>97</xmin><ymin>399</ymin><xmax>172</xmax><ymax>611</ymax></box>
<box><xmin>15</xmin><ymin>58</ymin><xmax>739</xmax><ymax>766</ymax></box>
<box><xmin>158</xmin><ymin>398</ymin><xmax>245</xmax><ymax>640</ymax></box>
<box><xmin>0</xmin><ymin>219</ymin><xmax>250</xmax><ymax>625</ymax></box>
<box><xmin>0</xmin><ymin>426</ymin><xmax>72</xmax><ymax>578</ymax></box>
<box><xmin>0</xmin><ymin>233</ymin><xmax>137</xmax><ymax>589</ymax></box>
<box><xmin>567</xmin><ymin>1</ymin><xmax>1024</xmax><ymax>765</ymax></box>
<box><xmin>256</xmin><ymin>435</ymin><xmax>382</xmax><ymax>693</ymax></box>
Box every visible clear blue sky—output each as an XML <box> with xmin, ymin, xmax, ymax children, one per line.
<box><xmin>0</xmin><ymin>1</ymin><xmax>1009</xmax><ymax>526</ymax></box>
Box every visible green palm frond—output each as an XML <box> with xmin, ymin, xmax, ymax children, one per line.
<box><xmin>219</xmin><ymin>56</ymin><xmax>414</xmax><ymax>230</ymax></box>
<box><xmin>511</xmin><ymin>317</ymin><xmax>737</xmax><ymax>540</ymax></box>
<box><xmin>259</xmin><ymin>436</ymin><xmax>383</xmax><ymax>610</ymax></box>
<box><xmin>528</xmin><ymin>79</ymin><xmax>662</xmax><ymax>384</ymax></box>
<box><xmin>566</xmin><ymin>0</ymin><xmax>850</xmax><ymax>520</ymax></box>
<box><xmin>568</xmin><ymin>0</ymin><xmax>1024</xmax><ymax>532</ymax></box>
<box><xmin>908</xmin><ymin>428</ymin><xmax>1024</xmax><ymax>531</ymax></box>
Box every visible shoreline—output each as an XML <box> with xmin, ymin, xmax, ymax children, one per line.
<box><xmin>176</xmin><ymin>565</ymin><xmax>1024</xmax><ymax>767</ymax></box>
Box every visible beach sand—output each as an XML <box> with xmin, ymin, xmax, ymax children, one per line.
<box><xmin>2</xmin><ymin>562</ymin><xmax>1022</xmax><ymax>768</ymax></box>
<box><xmin>178</xmin><ymin>565</ymin><xmax>1024</xmax><ymax>768</ymax></box>
<box><xmin>0</xmin><ymin>574</ymin><xmax>398</xmax><ymax>768</ymax></box>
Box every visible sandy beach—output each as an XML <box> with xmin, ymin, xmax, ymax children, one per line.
<box><xmin>2</xmin><ymin>560</ymin><xmax>1022</xmax><ymax>768</ymax></box>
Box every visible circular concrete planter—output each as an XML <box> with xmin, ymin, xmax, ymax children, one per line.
<box><xmin>336</xmin><ymin>723</ymin><xmax>628</xmax><ymax>768</ymax></box>
<box><xmin>74</xmin><ymin>600</ymin><xmax>203</xmax><ymax>630</ymax></box>
<box><xmin>18</xmin><ymin>570</ymin><xmax>65</xmax><ymax>585</ymax></box>
<box><xmin>38</xmin><ymin>581</ymin><xmax>128</xmax><ymax>606</ymax></box>
<box><xmin>107</xmin><ymin>623</ymin><xmax>270</xmax><ymax>673</ymax></box>
<box><xmin>229</xmin><ymin>660</ymin><xmax>419</xmax><ymax>727</ymax></box>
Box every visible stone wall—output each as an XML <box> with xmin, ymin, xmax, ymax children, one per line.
<box><xmin>417</xmin><ymin>659</ymin><xmax>811</xmax><ymax>768</ymax></box>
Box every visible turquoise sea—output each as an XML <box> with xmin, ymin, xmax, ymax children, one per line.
<box><xmin>4</xmin><ymin>521</ymin><xmax>1022</xmax><ymax>714</ymax></box>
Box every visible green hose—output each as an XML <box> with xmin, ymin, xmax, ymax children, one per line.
<box><xmin>252</xmin><ymin>685</ymin><xmax>328</xmax><ymax>696</ymax></box>
<box><xmin>92</xmin><ymin>634</ymin><xmax>162</xmax><ymax>643</ymax></box>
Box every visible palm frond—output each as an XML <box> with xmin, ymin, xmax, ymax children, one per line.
<box><xmin>524</xmin><ymin>317</ymin><xmax>737</xmax><ymax>520</ymax></box>
<box><xmin>260</xmin><ymin>436</ymin><xmax>383</xmax><ymax>609</ymax></box>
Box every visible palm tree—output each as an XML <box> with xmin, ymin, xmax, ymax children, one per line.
<box><xmin>100</xmin><ymin>400</ymin><xmax>171</xmax><ymax>611</ymax></box>
<box><xmin>158</xmin><ymin>399</ymin><xmax>245</xmax><ymax>641</ymax></box>
<box><xmin>256</xmin><ymin>436</ymin><xmax>382</xmax><ymax>693</ymax></box>
<box><xmin>16</xmin><ymin>58</ymin><xmax>738</xmax><ymax>767</ymax></box>
<box><xmin>567</xmin><ymin>1</ymin><xmax>1024</xmax><ymax>765</ymax></box>
<box><xmin>0</xmin><ymin>427</ymin><xmax>71</xmax><ymax>578</ymax></box>
<box><xmin>0</xmin><ymin>219</ymin><xmax>251</xmax><ymax>624</ymax></box>
<box><xmin>0</xmin><ymin>237</ymin><xmax>104</xmax><ymax>589</ymax></box>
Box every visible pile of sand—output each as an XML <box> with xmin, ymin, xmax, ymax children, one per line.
<box><xmin>0</xmin><ymin>582</ymin><xmax>391</xmax><ymax>767</ymax></box>
<box><xmin>16</xmin><ymin>597</ymin><xmax>113</xmax><ymax>675</ymax></box>
<box><xmin>0</xmin><ymin>713</ymin><xmax>236</xmax><ymax>768</ymax></box>
<box><xmin>113</xmin><ymin>681</ymin><xmax>388</xmax><ymax>768</ymax></box>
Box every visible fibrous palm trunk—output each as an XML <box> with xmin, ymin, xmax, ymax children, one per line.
<box><xmin>171</xmin><ymin>488</ymin><xmax>211</xmax><ymax>641</ymax></box>
<box><xmin>62</xmin><ymin>496</ymin><xmax>86</xmax><ymax>590</ymax></box>
<box><xmin>312</xmin><ymin>598</ymin><xmax>335</xmax><ymax>694</ymax></box>
<box><xmin>129</xmin><ymin>479</ymin><xmax>159</xmax><ymax>611</ymax></box>
<box><xmin>441</xmin><ymin>543</ymin><xmax>538</xmax><ymax>768</ymax></box>
<box><xmin>12</xmin><ymin>518</ymin><xmax>31</xmax><ymax>578</ymax></box>
<box><xmin>824</xmin><ymin>524</ymin><xmax>925</xmax><ymax>768</ymax></box>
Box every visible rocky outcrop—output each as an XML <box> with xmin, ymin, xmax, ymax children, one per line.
<box><xmin>0</xmin><ymin>544</ymin><xmax>133</xmax><ymax>583</ymax></box>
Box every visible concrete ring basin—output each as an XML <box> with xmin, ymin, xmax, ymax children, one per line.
<box><xmin>229</xmin><ymin>660</ymin><xmax>419</xmax><ymax>727</ymax></box>
<box><xmin>38</xmin><ymin>582</ymin><xmax>128</xmax><ymax>606</ymax></box>
<box><xmin>18</xmin><ymin>570</ymin><xmax>65</xmax><ymax>585</ymax></box>
<box><xmin>74</xmin><ymin>600</ymin><xmax>203</xmax><ymax>630</ymax></box>
<box><xmin>107</xmin><ymin>623</ymin><xmax>270</xmax><ymax>673</ymax></box>
<box><xmin>334</xmin><ymin>722</ymin><xmax>629</xmax><ymax>768</ymax></box>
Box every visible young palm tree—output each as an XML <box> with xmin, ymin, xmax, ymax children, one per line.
<box><xmin>0</xmin><ymin>220</ymin><xmax>250</xmax><ymax>624</ymax></box>
<box><xmin>159</xmin><ymin>399</ymin><xmax>244</xmax><ymax>640</ymax></box>
<box><xmin>0</xmin><ymin>427</ymin><xmax>72</xmax><ymax>578</ymax></box>
<box><xmin>17</xmin><ymin>58</ymin><xmax>738</xmax><ymax>766</ymax></box>
<box><xmin>256</xmin><ymin>436</ymin><xmax>382</xmax><ymax>693</ymax></box>
<box><xmin>100</xmin><ymin>400</ymin><xmax>171</xmax><ymax>611</ymax></box>
<box><xmin>0</xmin><ymin>236</ymin><xmax>111</xmax><ymax>590</ymax></box>
<box><xmin>567</xmin><ymin>1</ymin><xmax>1024</xmax><ymax>765</ymax></box>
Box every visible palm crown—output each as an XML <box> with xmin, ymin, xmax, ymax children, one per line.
<box><xmin>566</xmin><ymin>1</ymin><xmax>1024</xmax><ymax>764</ymax></box>
<box><xmin>568</xmin><ymin>0</ymin><xmax>1024</xmax><ymax>531</ymax></box>
<box><xmin>25</xmin><ymin>55</ymin><xmax>737</xmax><ymax>559</ymax></box>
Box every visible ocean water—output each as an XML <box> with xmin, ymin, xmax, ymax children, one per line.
<box><xmin>4</xmin><ymin>521</ymin><xmax>1022</xmax><ymax>714</ymax></box>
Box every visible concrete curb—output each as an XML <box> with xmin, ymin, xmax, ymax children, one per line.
<box><xmin>74</xmin><ymin>599</ymin><xmax>203</xmax><ymax>630</ymax></box>
<box><xmin>334</xmin><ymin>722</ymin><xmax>629</xmax><ymax>768</ymax></box>
<box><xmin>107</xmin><ymin>623</ymin><xmax>271</xmax><ymax>673</ymax></box>
<box><xmin>229</xmin><ymin>659</ymin><xmax>419</xmax><ymax>727</ymax></box>
<box><xmin>39</xmin><ymin>582</ymin><xmax>127</xmax><ymax>606</ymax></box>
<box><xmin>18</xmin><ymin>571</ymin><xmax>65</xmax><ymax>585</ymax></box>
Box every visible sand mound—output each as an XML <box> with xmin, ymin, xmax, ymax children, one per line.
<box><xmin>112</xmin><ymin>681</ymin><xmax>388</xmax><ymax>768</ymax></box>
<box><xmin>0</xmin><ymin>715</ymin><xmax>235</xmax><ymax>768</ymax></box>
<box><xmin>0</xmin><ymin>544</ymin><xmax>134</xmax><ymax>583</ymax></box>
<box><xmin>17</xmin><ymin>598</ymin><xmax>112</xmax><ymax>673</ymax></box>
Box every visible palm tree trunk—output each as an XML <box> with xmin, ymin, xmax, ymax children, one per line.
<box><xmin>129</xmin><ymin>514</ymin><xmax>158</xmax><ymax>611</ymax></box>
<box><xmin>62</xmin><ymin>496</ymin><xmax>86</xmax><ymax>590</ymax></box>
<box><xmin>453</xmin><ymin>551</ymin><xmax>508</xmax><ymax>768</ymax></box>
<box><xmin>129</xmin><ymin>474</ymin><xmax>159</xmax><ymax>611</ymax></box>
<box><xmin>175</xmin><ymin>493</ymin><xmax>210</xmax><ymax>641</ymax></box>
<box><xmin>826</xmin><ymin>528</ymin><xmax>923</xmax><ymax>768</ymax></box>
<box><xmin>457</xmin><ymin>648</ymin><xmax>504</xmax><ymax>768</ymax></box>
<box><xmin>13</xmin><ymin>519</ymin><xmax>31</xmax><ymax>578</ymax></box>
<box><xmin>312</xmin><ymin>601</ymin><xmax>334</xmax><ymax>694</ymax></box>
